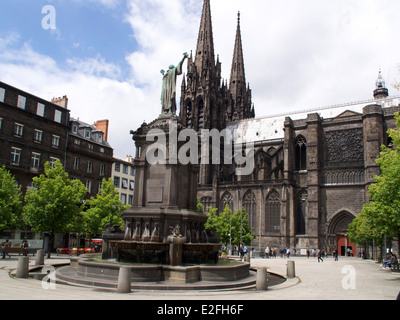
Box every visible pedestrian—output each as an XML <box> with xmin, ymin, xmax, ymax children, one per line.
<box><xmin>333</xmin><ymin>249</ymin><xmax>338</xmax><ymax>261</ymax></box>
<box><xmin>307</xmin><ymin>249</ymin><xmax>310</xmax><ymax>258</ymax></box>
<box><xmin>287</xmin><ymin>248</ymin><xmax>291</xmax><ymax>259</ymax></box>
<box><xmin>318</xmin><ymin>249</ymin><xmax>324</xmax><ymax>263</ymax></box>
<box><xmin>21</xmin><ymin>238</ymin><xmax>29</xmax><ymax>256</ymax></box>
<box><xmin>273</xmin><ymin>248</ymin><xmax>277</xmax><ymax>258</ymax></box>
<box><xmin>265</xmin><ymin>247</ymin><xmax>270</xmax><ymax>259</ymax></box>
<box><xmin>2</xmin><ymin>240</ymin><xmax>11</xmax><ymax>259</ymax></box>
<box><xmin>221</xmin><ymin>244</ymin><xmax>228</xmax><ymax>259</ymax></box>
<box><xmin>312</xmin><ymin>249</ymin><xmax>316</xmax><ymax>258</ymax></box>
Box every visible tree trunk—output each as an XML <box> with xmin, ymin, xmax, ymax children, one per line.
<box><xmin>398</xmin><ymin>233</ymin><xmax>400</xmax><ymax>257</ymax></box>
<box><xmin>47</xmin><ymin>233</ymin><xmax>54</xmax><ymax>259</ymax></box>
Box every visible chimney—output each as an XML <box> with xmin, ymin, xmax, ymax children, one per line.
<box><xmin>93</xmin><ymin>119</ymin><xmax>109</xmax><ymax>141</ymax></box>
<box><xmin>51</xmin><ymin>95</ymin><xmax>68</xmax><ymax>109</ymax></box>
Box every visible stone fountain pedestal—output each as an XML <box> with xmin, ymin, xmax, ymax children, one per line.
<box><xmin>55</xmin><ymin>114</ymin><xmax>259</xmax><ymax>290</ymax></box>
<box><xmin>103</xmin><ymin>114</ymin><xmax>220</xmax><ymax>266</ymax></box>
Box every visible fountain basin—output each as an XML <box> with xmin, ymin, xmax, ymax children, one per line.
<box><xmin>64</xmin><ymin>254</ymin><xmax>250</xmax><ymax>284</ymax></box>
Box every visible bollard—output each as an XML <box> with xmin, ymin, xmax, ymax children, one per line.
<box><xmin>287</xmin><ymin>260</ymin><xmax>296</xmax><ymax>278</ymax></box>
<box><xmin>16</xmin><ymin>256</ymin><xmax>30</xmax><ymax>279</ymax></box>
<box><xmin>117</xmin><ymin>267</ymin><xmax>132</xmax><ymax>293</ymax></box>
<box><xmin>35</xmin><ymin>249</ymin><xmax>45</xmax><ymax>266</ymax></box>
<box><xmin>256</xmin><ymin>268</ymin><xmax>268</xmax><ymax>291</ymax></box>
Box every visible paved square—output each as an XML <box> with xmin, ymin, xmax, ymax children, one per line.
<box><xmin>0</xmin><ymin>255</ymin><xmax>398</xmax><ymax>300</ymax></box>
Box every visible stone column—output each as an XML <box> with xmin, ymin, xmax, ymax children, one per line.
<box><xmin>117</xmin><ymin>267</ymin><xmax>132</xmax><ymax>293</ymax></box>
<box><xmin>287</xmin><ymin>260</ymin><xmax>296</xmax><ymax>278</ymax></box>
<box><xmin>256</xmin><ymin>268</ymin><xmax>268</xmax><ymax>290</ymax></box>
<box><xmin>16</xmin><ymin>256</ymin><xmax>30</xmax><ymax>279</ymax></box>
<box><xmin>169</xmin><ymin>236</ymin><xmax>184</xmax><ymax>266</ymax></box>
<box><xmin>306</xmin><ymin>113</ymin><xmax>322</xmax><ymax>249</ymax></box>
<box><xmin>34</xmin><ymin>249</ymin><xmax>45</xmax><ymax>266</ymax></box>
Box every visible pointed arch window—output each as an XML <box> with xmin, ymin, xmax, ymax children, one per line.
<box><xmin>295</xmin><ymin>136</ymin><xmax>307</xmax><ymax>171</ymax></box>
<box><xmin>243</xmin><ymin>191</ymin><xmax>256</xmax><ymax>233</ymax></box>
<box><xmin>221</xmin><ymin>192</ymin><xmax>233</xmax><ymax>213</ymax></box>
<box><xmin>185</xmin><ymin>100</ymin><xmax>193</xmax><ymax>128</ymax></box>
<box><xmin>265</xmin><ymin>191</ymin><xmax>281</xmax><ymax>234</ymax></box>
<box><xmin>296</xmin><ymin>190</ymin><xmax>307</xmax><ymax>235</ymax></box>
<box><xmin>200</xmin><ymin>197</ymin><xmax>212</xmax><ymax>212</ymax></box>
<box><xmin>198</xmin><ymin>99</ymin><xmax>204</xmax><ymax>130</ymax></box>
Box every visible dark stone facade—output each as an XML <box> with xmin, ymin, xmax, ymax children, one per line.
<box><xmin>186</xmin><ymin>1</ymin><xmax>400</xmax><ymax>254</ymax></box>
<box><xmin>197</xmin><ymin>101</ymin><xmax>400</xmax><ymax>253</ymax></box>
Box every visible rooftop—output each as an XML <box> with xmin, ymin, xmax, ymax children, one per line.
<box><xmin>227</xmin><ymin>95</ymin><xmax>400</xmax><ymax>144</ymax></box>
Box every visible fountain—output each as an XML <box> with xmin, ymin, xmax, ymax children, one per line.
<box><xmin>55</xmin><ymin>55</ymin><xmax>256</xmax><ymax>290</ymax></box>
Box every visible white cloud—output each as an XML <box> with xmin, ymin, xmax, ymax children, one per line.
<box><xmin>2</xmin><ymin>0</ymin><xmax>400</xmax><ymax>158</ymax></box>
<box><xmin>66</xmin><ymin>55</ymin><xmax>122</xmax><ymax>79</ymax></box>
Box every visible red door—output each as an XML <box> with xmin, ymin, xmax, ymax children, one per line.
<box><xmin>337</xmin><ymin>235</ymin><xmax>356</xmax><ymax>256</ymax></box>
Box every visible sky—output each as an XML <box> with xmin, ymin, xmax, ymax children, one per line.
<box><xmin>1</xmin><ymin>0</ymin><xmax>400</xmax><ymax>159</ymax></box>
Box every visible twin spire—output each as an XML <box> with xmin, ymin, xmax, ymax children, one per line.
<box><xmin>195</xmin><ymin>0</ymin><xmax>215</xmax><ymax>71</ymax></box>
<box><xmin>180</xmin><ymin>0</ymin><xmax>254</xmax><ymax>131</ymax></box>
<box><xmin>195</xmin><ymin>1</ymin><xmax>247</xmax><ymax>91</ymax></box>
<box><xmin>229</xmin><ymin>11</ymin><xmax>247</xmax><ymax>102</ymax></box>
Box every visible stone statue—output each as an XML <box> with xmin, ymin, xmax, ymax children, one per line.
<box><xmin>161</xmin><ymin>53</ymin><xmax>189</xmax><ymax>115</ymax></box>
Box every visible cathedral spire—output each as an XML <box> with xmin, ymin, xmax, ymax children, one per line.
<box><xmin>195</xmin><ymin>0</ymin><xmax>215</xmax><ymax>71</ymax></box>
<box><xmin>229</xmin><ymin>11</ymin><xmax>246</xmax><ymax>101</ymax></box>
<box><xmin>229</xmin><ymin>11</ymin><xmax>253</xmax><ymax>120</ymax></box>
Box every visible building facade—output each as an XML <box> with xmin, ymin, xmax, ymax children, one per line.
<box><xmin>67</xmin><ymin>116</ymin><xmax>113</xmax><ymax>198</ymax></box>
<box><xmin>0</xmin><ymin>82</ymin><xmax>70</xmax><ymax>193</ymax></box>
<box><xmin>0</xmin><ymin>84</ymin><xmax>114</xmax><ymax>198</ymax></box>
<box><xmin>112</xmin><ymin>156</ymin><xmax>136</xmax><ymax>206</ymax></box>
<box><xmin>186</xmin><ymin>1</ymin><xmax>400</xmax><ymax>255</ymax></box>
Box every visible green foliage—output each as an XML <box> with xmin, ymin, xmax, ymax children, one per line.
<box><xmin>82</xmin><ymin>178</ymin><xmax>129</xmax><ymax>238</ymax></box>
<box><xmin>196</xmin><ymin>198</ymin><xmax>204</xmax><ymax>213</ymax></box>
<box><xmin>205</xmin><ymin>205</ymin><xmax>256</xmax><ymax>246</ymax></box>
<box><xmin>23</xmin><ymin>160</ymin><xmax>87</xmax><ymax>237</ymax></box>
<box><xmin>0</xmin><ymin>166</ymin><xmax>23</xmax><ymax>230</ymax></box>
<box><xmin>348</xmin><ymin>113</ymin><xmax>400</xmax><ymax>245</ymax></box>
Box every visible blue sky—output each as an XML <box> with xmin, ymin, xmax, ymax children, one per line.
<box><xmin>0</xmin><ymin>0</ymin><xmax>136</xmax><ymax>79</ymax></box>
<box><xmin>1</xmin><ymin>0</ymin><xmax>400</xmax><ymax>158</ymax></box>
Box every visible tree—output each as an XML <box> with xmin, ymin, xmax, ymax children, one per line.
<box><xmin>23</xmin><ymin>160</ymin><xmax>87</xmax><ymax>258</ymax></box>
<box><xmin>348</xmin><ymin>113</ymin><xmax>400</xmax><ymax>255</ymax></box>
<box><xmin>82</xmin><ymin>178</ymin><xmax>129</xmax><ymax>239</ymax></box>
<box><xmin>196</xmin><ymin>198</ymin><xmax>204</xmax><ymax>213</ymax></box>
<box><xmin>205</xmin><ymin>205</ymin><xmax>256</xmax><ymax>247</ymax></box>
<box><xmin>0</xmin><ymin>166</ymin><xmax>23</xmax><ymax>231</ymax></box>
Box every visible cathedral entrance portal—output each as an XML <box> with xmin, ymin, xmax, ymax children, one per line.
<box><xmin>327</xmin><ymin>210</ymin><xmax>357</xmax><ymax>256</ymax></box>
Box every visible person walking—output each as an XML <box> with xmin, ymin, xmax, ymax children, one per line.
<box><xmin>2</xmin><ymin>240</ymin><xmax>11</xmax><ymax>259</ymax></box>
<box><xmin>265</xmin><ymin>247</ymin><xmax>270</xmax><ymax>259</ymax></box>
<box><xmin>318</xmin><ymin>249</ymin><xmax>324</xmax><ymax>263</ymax></box>
<box><xmin>333</xmin><ymin>249</ymin><xmax>338</xmax><ymax>261</ymax></box>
